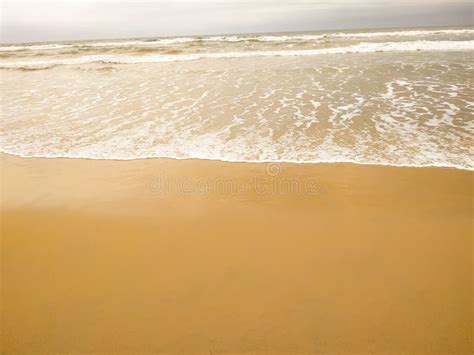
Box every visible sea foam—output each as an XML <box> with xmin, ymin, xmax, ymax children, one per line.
<box><xmin>1</xmin><ymin>28</ymin><xmax>472</xmax><ymax>52</ymax></box>
<box><xmin>1</xmin><ymin>40</ymin><xmax>473</xmax><ymax>69</ymax></box>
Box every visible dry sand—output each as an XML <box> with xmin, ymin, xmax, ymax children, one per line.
<box><xmin>1</xmin><ymin>153</ymin><xmax>473</xmax><ymax>354</ymax></box>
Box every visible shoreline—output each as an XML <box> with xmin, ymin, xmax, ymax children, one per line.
<box><xmin>1</xmin><ymin>152</ymin><xmax>472</xmax><ymax>173</ymax></box>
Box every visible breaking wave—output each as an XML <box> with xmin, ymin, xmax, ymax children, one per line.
<box><xmin>2</xmin><ymin>40</ymin><xmax>473</xmax><ymax>69</ymax></box>
<box><xmin>1</xmin><ymin>28</ymin><xmax>472</xmax><ymax>52</ymax></box>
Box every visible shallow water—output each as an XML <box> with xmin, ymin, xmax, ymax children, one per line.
<box><xmin>1</xmin><ymin>27</ymin><xmax>473</xmax><ymax>169</ymax></box>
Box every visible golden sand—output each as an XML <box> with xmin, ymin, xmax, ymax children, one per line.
<box><xmin>1</xmin><ymin>153</ymin><xmax>473</xmax><ymax>354</ymax></box>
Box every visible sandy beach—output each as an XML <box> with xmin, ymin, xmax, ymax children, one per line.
<box><xmin>1</xmin><ymin>153</ymin><xmax>472</xmax><ymax>354</ymax></box>
<box><xmin>2</xmin><ymin>2</ymin><xmax>473</xmax><ymax>353</ymax></box>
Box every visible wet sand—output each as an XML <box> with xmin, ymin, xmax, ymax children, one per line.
<box><xmin>1</xmin><ymin>153</ymin><xmax>473</xmax><ymax>354</ymax></box>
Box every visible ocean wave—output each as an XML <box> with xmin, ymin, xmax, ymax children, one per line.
<box><xmin>1</xmin><ymin>28</ymin><xmax>472</xmax><ymax>52</ymax></box>
<box><xmin>87</xmin><ymin>37</ymin><xmax>197</xmax><ymax>47</ymax></box>
<box><xmin>88</xmin><ymin>34</ymin><xmax>329</xmax><ymax>46</ymax></box>
<box><xmin>205</xmin><ymin>34</ymin><xmax>328</xmax><ymax>42</ymax></box>
<box><xmin>334</xmin><ymin>29</ymin><xmax>474</xmax><ymax>38</ymax></box>
<box><xmin>0</xmin><ymin>34</ymin><xmax>328</xmax><ymax>52</ymax></box>
<box><xmin>2</xmin><ymin>40</ymin><xmax>473</xmax><ymax>69</ymax></box>
<box><xmin>0</xmin><ymin>43</ymin><xmax>75</xmax><ymax>52</ymax></box>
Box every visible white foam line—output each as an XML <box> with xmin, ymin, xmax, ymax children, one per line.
<box><xmin>1</xmin><ymin>29</ymin><xmax>472</xmax><ymax>52</ymax></box>
<box><xmin>88</xmin><ymin>38</ymin><xmax>197</xmax><ymax>47</ymax></box>
<box><xmin>334</xmin><ymin>29</ymin><xmax>474</xmax><ymax>38</ymax></box>
<box><xmin>1</xmin><ymin>149</ymin><xmax>472</xmax><ymax>171</ymax></box>
<box><xmin>0</xmin><ymin>34</ymin><xmax>328</xmax><ymax>51</ymax></box>
<box><xmin>2</xmin><ymin>40</ymin><xmax>474</xmax><ymax>69</ymax></box>
<box><xmin>0</xmin><ymin>43</ymin><xmax>75</xmax><ymax>52</ymax></box>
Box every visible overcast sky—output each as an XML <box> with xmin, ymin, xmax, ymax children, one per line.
<box><xmin>1</xmin><ymin>0</ymin><xmax>472</xmax><ymax>43</ymax></box>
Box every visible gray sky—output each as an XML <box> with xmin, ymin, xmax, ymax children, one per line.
<box><xmin>1</xmin><ymin>0</ymin><xmax>472</xmax><ymax>43</ymax></box>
